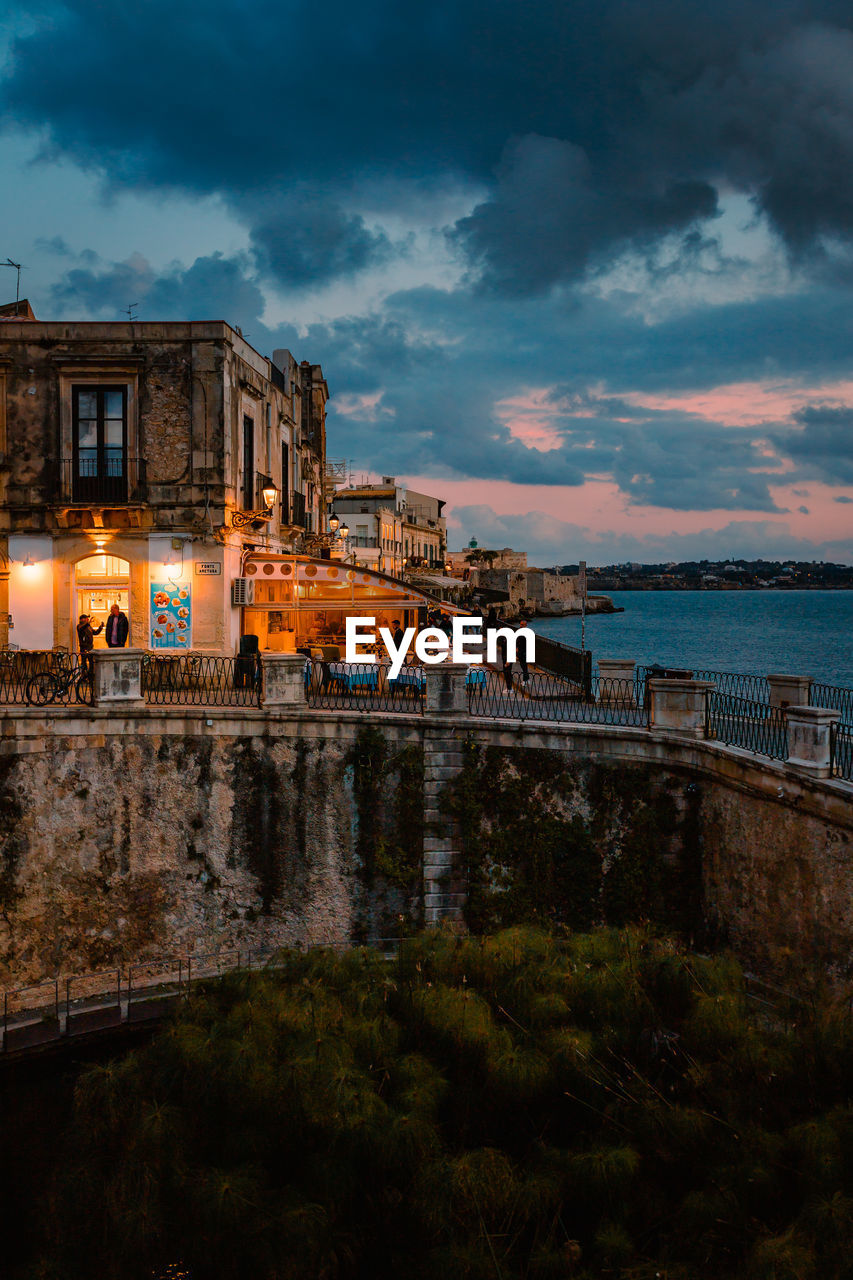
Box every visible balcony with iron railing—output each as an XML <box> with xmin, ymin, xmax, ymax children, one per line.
<box><xmin>58</xmin><ymin>457</ymin><xmax>147</xmax><ymax>505</ymax></box>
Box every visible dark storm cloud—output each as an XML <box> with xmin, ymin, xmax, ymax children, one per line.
<box><xmin>774</xmin><ymin>404</ymin><xmax>853</xmax><ymax>484</ymax></box>
<box><xmin>451</xmin><ymin>134</ymin><xmax>718</xmax><ymax>295</ymax></box>
<box><xmin>5</xmin><ymin>0</ymin><xmax>853</xmax><ymax>289</ymax></box>
<box><xmin>249</xmin><ymin>194</ymin><xmax>393</xmax><ymax>288</ymax></box>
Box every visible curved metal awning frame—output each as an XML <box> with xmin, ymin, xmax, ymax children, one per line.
<box><xmin>242</xmin><ymin>554</ymin><xmax>468</xmax><ymax>614</ymax></box>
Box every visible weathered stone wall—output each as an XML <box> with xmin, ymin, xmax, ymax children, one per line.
<box><xmin>0</xmin><ymin>713</ymin><xmax>425</xmax><ymax>982</ymax></box>
<box><xmin>139</xmin><ymin>352</ymin><xmax>193</xmax><ymax>485</ymax></box>
<box><xmin>0</xmin><ymin>708</ymin><xmax>849</xmax><ymax>986</ymax></box>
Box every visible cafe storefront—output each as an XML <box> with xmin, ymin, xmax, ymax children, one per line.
<box><xmin>240</xmin><ymin>555</ymin><xmax>463</xmax><ymax>653</ymax></box>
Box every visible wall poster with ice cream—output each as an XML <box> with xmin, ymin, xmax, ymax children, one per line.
<box><xmin>150</xmin><ymin>581</ymin><xmax>192</xmax><ymax>649</ymax></box>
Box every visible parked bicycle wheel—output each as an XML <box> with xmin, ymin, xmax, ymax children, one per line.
<box><xmin>26</xmin><ymin>672</ymin><xmax>58</xmax><ymax>705</ymax></box>
<box><xmin>75</xmin><ymin>672</ymin><xmax>94</xmax><ymax>705</ymax></box>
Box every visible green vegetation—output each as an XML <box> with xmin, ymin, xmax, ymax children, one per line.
<box><xmin>36</xmin><ymin>927</ymin><xmax>853</xmax><ymax>1279</ymax></box>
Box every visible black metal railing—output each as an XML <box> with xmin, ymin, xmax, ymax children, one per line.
<box><xmin>468</xmin><ymin>670</ymin><xmax>647</xmax><ymax>726</ymax></box>
<box><xmin>142</xmin><ymin>654</ymin><xmax>262</xmax><ymax>706</ymax></box>
<box><xmin>811</xmin><ymin>682</ymin><xmax>853</xmax><ymax>729</ymax></box>
<box><xmin>306</xmin><ymin>660</ymin><xmax>425</xmax><ymax>713</ymax></box>
<box><xmin>534</xmin><ymin>634</ymin><xmax>592</xmax><ymax>699</ymax></box>
<box><xmin>831</xmin><ymin>723</ymin><xmax>853</xmax><ymax>782</ymax></box>
<box><xmin>0</xmin><ymin>649</ymin><xmax>93</xmax><ymax>705</ymax></box>
<box><xmin>635</xmin><ymin>665</ymin><xmax>769</xmax><ymax>708</ymax></box>
<box><xmin>59</xmin><ymin>457</ymin><xmax>147</xmax><ymax>504</ymax></box>
<box><xmin>705</xmin><ymin>691</ymin><xmax>788</xmax><ymax>760</ymax></box>
<box><xmin>692</xmin><ymin>669</ymin><xmax>770</xmax><ymax>702</ymax></box>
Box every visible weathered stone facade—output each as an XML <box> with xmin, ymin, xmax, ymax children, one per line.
<box><xmin>0</xmin><ymin>319</ymin><xmax>329</xmax><ymax>652</ymax></box>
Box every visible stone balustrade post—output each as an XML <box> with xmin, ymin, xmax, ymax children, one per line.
<box><xmin>597</xmin><ymin>658</ymin><xmax>636</xmax><ymax>707</ymax></box>
<box><xmin>92</xmin><ymin>649</ymin><xmax>145</xmax><ymax>709</ymax></box>
<box><xmin>767</xmin><ymin>673</ymin><xmax>811</xmax><ymax>710</ymax></box>
<box><xmin>648</xmin><ymin>678</ymin><xmax>714</xmax><ymax>738</ymax></box>
<box><xmin>261</xmin><ymin>653</ymin><xmax>308</xmax><ymax>708</ymax></box>
<box><xmin>425</xmin><ymin>661</ymin><xmax>470</xmax><ymax>716</ymax></box>
<box><xmin>785</xmin><ymin>705</ymin><xmax>839</xmax><ymax>778</ymax></box>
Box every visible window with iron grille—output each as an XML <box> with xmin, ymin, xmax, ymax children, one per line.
<box><xmin>72</xmin><ymin>386</ymin><xmax>128</xmax><ymax>503</ymax></box>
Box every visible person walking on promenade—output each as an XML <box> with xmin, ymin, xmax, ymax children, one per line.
<box><xmin>517</xmin><ymin>613</ymin><xmax>531</xmax><ymax>685</ymax></box>
<box><xmin>76</xmin><ymin>614</ymin><xmax>103</xmax><ymax>678</ymax></box>
<box><xmin>496</xmin><ymin>632</ymin><xmax>513</xmax><ymax>690</ymax></box>
<box><xmin>105</xmin><ymin>602</ymin><xmax>129</xmax><ymax>648</ymax></box>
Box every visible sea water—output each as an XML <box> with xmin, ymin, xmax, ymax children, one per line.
<box><xmin>532</xmin><ymin>590</ymin><xmax>853</xmax><ymax>688</ymax></box>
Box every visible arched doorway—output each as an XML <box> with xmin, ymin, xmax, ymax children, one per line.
<box><xmin>74</xmin><ymin>554</ymin><xmax>131</xmax><ymax>649</ymax></box>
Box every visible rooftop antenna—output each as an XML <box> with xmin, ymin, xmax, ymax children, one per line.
<box><xmin>123</xmin><ymin>302</ymin><xmax>138</xmax><ymax>321</ymax></box>
<box><xmin>2</xmin><ymin>259</ymin><xmax>22</xmax><ymax>314</ymax></box>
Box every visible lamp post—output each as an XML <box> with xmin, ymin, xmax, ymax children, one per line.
<box><xmin>302</xmin><ymin>513</ymin><xmax>348</xmax><ymax>553</ymax></box>
<box><xmin>230</xmin><ymin>481</ymin><xmax>280</xmax><ymax>529</ymax></box>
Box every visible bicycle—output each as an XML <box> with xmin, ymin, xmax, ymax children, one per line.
<box><xmin>26</xmin><ymin>653</ymin><xmax>94</xmax><ymax>706</ymax></box>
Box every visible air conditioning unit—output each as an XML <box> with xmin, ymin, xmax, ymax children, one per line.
<box><xmin>231</xmin><ymin>578</ymin><xmax>255</xmax><ymax>606</ymax></box>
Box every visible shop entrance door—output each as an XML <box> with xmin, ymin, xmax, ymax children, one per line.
<box><xmin>74</xmin><ymin>554</ymin><xmax>131</xmax><ymax>649</ymax></box>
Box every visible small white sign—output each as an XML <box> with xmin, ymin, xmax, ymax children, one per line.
<box><xmin>195</xmin><ymin>563</ymin><xmax>222</xmax><ymax>576</ymax></box>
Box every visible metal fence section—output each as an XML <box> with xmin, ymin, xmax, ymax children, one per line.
<box><xmin>831</xmin><ymin>723</ymin><xmax>853</xmax><ymax>782</ymax></box>
<box><xmin>468</xmin><ymin>670</ymin><xmax>648</xmax><ymax>726</ymax></box>
<box><xmin>142</xmin><ymin>653</ymin><xmax>262</xmax><ymax>706</ymax></box>
<box><xmin>306</xmin><ymin>659</ymin><xmax>425</xmax><ymax>713</ymax></box>
<box><xmin>0</xmin><ymin>649</ymin><xmax>93</xmax><ymax>706</ymax></box>
<box><xmin>705</xmin><ymin>691</ymin><xmax>789</xmax><ymax>760</ymax></box>
<box><xmin>811</xmin><ymin>682</ymin><xmax>853</xmax><ymax>729</ymax></box>
<box><xmin>635</xmin><ymin>665</ymin><xmax>770</xmax><ymax>706</ymax></box>
<box><xmin>0</xmin><ymin>944</ymin><xmax>405</xmax><ymax>1055</ymax></box>
<box><xmin>534</xmin><ymin>634</ymin><xmax>593</xmax><ymax>699</ymax></box>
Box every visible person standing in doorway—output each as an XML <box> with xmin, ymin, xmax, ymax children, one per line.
<box><xmin>105</xmin><ymin>602</ymin><xmax>129</xmax><ymax>648</ymax></box>
<box><xmin>76</xmin><ymin>614</ymin><xmax>103</xmax><ymax>677</ymax></box>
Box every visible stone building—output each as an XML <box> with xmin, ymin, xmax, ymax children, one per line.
<box><xmin>446</xmin><ymin>546</ymin><xmax>603</xmax><ymax>616</ymax></box>
<box><xmin>332</xmin><ymin>477</ymin><xmax>447</xmax><ymax>578</ymax></box>
<box><xmin>0</xmin><ymin>307</ymin><xmax>328</xmax><ymax>653</ymax></box>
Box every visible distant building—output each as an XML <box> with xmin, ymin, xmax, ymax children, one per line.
<box><xmin>446</xmin><ymin>546</ymin><xmax>597</xmax><ymax>615</ymax></box>
<box><xmin>0</xmin><ymin>305</ymin><xmax>328</xmax><ymax>653</ymax></box>
<box><xmin>333</xmin><ymin>477</ymin><xmax>446</xmax><ymax>578</ymax></box>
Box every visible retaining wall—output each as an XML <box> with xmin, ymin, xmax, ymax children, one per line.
<box><xmin>0</xmin><ymin>706</ymin><xmax>849</xmax><ymax>985</ymax></box>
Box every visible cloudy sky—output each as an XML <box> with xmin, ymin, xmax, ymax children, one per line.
<box><xmin>2</xmin><ymin>0</ymin><xmax>853</xmax><ymax>564</ymax></box>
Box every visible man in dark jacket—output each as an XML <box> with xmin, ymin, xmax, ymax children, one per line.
<box><xmin>105</xmin><ymin>603</ymin><xmax>129</xmax><ymax>648</ymax></box>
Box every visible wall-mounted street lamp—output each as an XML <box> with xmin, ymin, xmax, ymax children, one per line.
<box><xmin>303</xmin><ymin>512</ymin><xmax>349</xmax><ymax>551</ymax></box>
<box><xmin>231</xmin><ymin>480</ymin><xmax>280</xmax><ymax>529</ymax></box>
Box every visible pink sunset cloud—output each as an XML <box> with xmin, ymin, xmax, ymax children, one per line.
<box><xmin>622</xmin><ymin>379</ymin><xmax>853</xmax><ymax>428</ymax></box>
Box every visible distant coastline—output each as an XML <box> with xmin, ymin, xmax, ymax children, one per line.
<box><xmin>592</xmin><ymin>582</ymin><xmax>853</xmax><ymax>591</ymax></box>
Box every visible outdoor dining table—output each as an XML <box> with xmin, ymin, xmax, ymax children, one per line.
<box><xmin>326</xmin><ymin>661</ymin><xmax>381</xmax><ymax>691</ymax></box>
